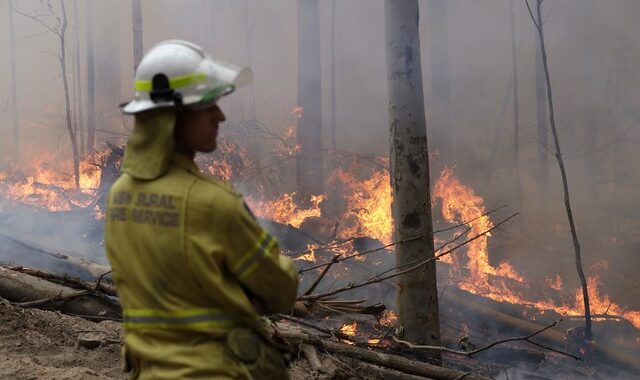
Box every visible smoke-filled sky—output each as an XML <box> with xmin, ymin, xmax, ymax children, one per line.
<box><xmin>1</xmin><ymin>0</ymin><xmax>640</xmax><ymax>305</ymax></box>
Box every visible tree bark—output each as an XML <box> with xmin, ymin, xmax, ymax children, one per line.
<box><xmin>527</xmin><ymin>0</ymin><xmax>592</xmax><ymax>341</ymax></box>
<box><xmin>510</xmin><ymin>0</ymin><xmax>522</xmax><ymax>222</ymax></box>
<box><xmin>384</xmin><ymin>0</ymin><xmax>441</xmax><ymax>359</ymax></box>
<box><xmin>131</xmin><ymin>0</ymin><xmax>143</xmax><ymax>72</ymax></box>
<box><xmin>534</xmin><ymin>2</ymin><xmax>548</xmax><ymax>198</ymax></box>
<box><xmin>426</xmin><ymin>0</ymin><xmax>452</xmax><ymax>164</ymax></box>
<box><xmin>58</xmin><ymin>0</ymin><xmax>80</xmax><ymax>189</ymax></box>
<box><xmin>8</xmin><ymin>0</ymin><xmax>20</xmax><ymax>163</ymax></box>
<box><xmin>296</xmin><ymin>0</ymin><xmax>324</xmax><ymax>203</ymax></box>
<box><xmin>85</xmin><ymin>0</ymin><xmax>96</xmax><ymax>153</ymax></box>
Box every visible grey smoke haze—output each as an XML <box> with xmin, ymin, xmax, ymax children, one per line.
<box><xmin>0</xmin><ymin>0</ymin><xmax>639</xmax><ymax>330</ymax></box>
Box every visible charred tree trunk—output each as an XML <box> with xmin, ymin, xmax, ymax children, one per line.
<box><xmin>8</xmin><ymin>0</ymin><xmax>20</xmax><ymax>163</ymax></box>
<box><xmin>526</xmin><ymin>0</ymin><xmax>592</xmax><ymax>341</ymax></box>
<box><xmin>85</xmin><ymin>0</ymin><xmax>96</xmax><ymax>153</ymax></box>
<box><xmin>296</xmin><ymin>0</ymin><xmax>324</xmax><ymax>203</ymax></box>
<box><xmin>59</xmin><ymin>0</ymin><xmax>80</xmax><ymax>189</ymax></box>
<box><xmin>385</xmin><ymin>0</ymin><xmax>441</xmax><ymax>360</ymax></box>
<box><xmin>426</xmin><ymin>0</ymin><xmax>452</xmax><ymax>165</ymax></box>
<box><xmin>132</xmin><ymin>0</ymin><xmax>143</xmax><ymax>72</ymax></box>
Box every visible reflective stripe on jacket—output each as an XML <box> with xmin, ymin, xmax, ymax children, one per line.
<box><xmin>105</xmin><ymin>152</ymin><xmax>299</xmax><ymax>378</ymax></box>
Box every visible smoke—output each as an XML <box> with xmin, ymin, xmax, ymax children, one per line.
<box><xmin>1</xmin><ymin>0</ymin><xmax>640</xmax><ymax>374</ymax></box>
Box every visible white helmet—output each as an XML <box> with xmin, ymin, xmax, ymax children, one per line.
<box><xmin>122</xmin><ymin>40</ymin><xmax>252</xmax><ymax>114</ymax></box>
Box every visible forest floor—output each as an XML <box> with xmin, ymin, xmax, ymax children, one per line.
<box><xmin>0</xmin><ymin>302</ymin><xmax>377</xmax><ymax>380</ymax></box>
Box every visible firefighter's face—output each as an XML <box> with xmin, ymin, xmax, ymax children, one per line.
<box><xmin>175</xmin><ymin>104</ymin><xmax>226</xmax><ymax>153</ymax></box>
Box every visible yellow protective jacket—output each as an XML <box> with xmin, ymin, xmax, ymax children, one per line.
<box><xmin>105</xmin><ymin>152</ymin><xmax>299</xmax><ymax>379</ymax></box>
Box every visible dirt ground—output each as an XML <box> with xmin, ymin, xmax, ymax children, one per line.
<box><xmin>0</xmin><ymin>302</ymin><xmax>124</xmax><ymax>380</ymax></box>
<box><xmin>0</xmin><ymin>302</ymin><xmax>377</xmax><ymax>380</ymax></box>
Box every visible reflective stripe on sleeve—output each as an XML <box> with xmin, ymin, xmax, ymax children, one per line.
<box><xmin>134</xmin><ymin>72</ymin><xmax>208</xmax><ymax>92</ymax></box>
<box><xmin>232</xmin><ymin>232</ymin><xmax>277</xmax><ymax>280</ymax></box>
<box><xmin>123</xmin><ymin>308</ymin><xmax>238</xmax><ymax>331</ymax></box>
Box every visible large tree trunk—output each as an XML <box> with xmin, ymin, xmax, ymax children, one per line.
<box><xmin>528</xmin><ymin>0</ymin><xmax>592</xmax><ymax>342</ymax></box>
<box><xmin>296</xmin><ymin>0</ymin><xmax>324</xmax><ymax>203</ymax></box>
<box><xmin>384</xmin><ymin>0</ymin><xmax>441</xmax><ymax>360</ymax></box>
<box><xmin>132</xmin><ymin>0</ymin><xmax>143</xmax><ymax>72</ymax></box>
<box><xmin>8</xmin><ymin>0</ymin><xmax>20</xmax><ymax>163</ymax></box>
<box><xmin>426</xmin><ymin>0</ymin><xmax>452</xmax><ymax>165</ymax></box>
<box><xmin>85</xmin><ymin>0</ymin><xmax>96</xmax><ymax>153</ymax></box>
<box><xmin>59</xmin><ymin>0</ymin><xmax>80</xmax><ymax>189</ymax></box>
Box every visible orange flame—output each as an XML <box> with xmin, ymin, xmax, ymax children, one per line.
<box><xmin>0</xmin><ymin>150</ymin><xmax>109</xmax><ymax>212</ymax></box>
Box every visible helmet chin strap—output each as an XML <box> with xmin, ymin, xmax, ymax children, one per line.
<box><xmin>150</xmin><ymin>73</ymin><xmax>183</xmax><ymax>108</ymax></box>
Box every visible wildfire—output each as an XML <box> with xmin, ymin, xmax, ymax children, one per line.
<box><xmin>332</xmin><ymin>168</ymin><xmax>393</xmax><ymax>245</ymax></box>
<box><xmin>0</xmin><ymin>150</ymin><xmax>109</xmax><ymax>212</ymax></box>
<box><xmin>340</xmin><ymin>321</ymin><xmax>358</xmax><ymax>336</ymax></box>
<box><xmin>432</xmin><ymin>167</ymin><xmax>640</xmax><ymax>330</ymax></box>
<box><xmin>248</xmin><ymin>193</ymin><xmax>325</xmax><ymax>229</ymax></box>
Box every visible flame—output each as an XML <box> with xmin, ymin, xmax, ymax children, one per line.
<box><xmin>379</xmin><ymin>310</ymin><xmax>397</xmax><ymax>327</ymax></box>
<box><xmin>294</xmin><ymin>244</ymin><xmax>318</xmax><ymax>262</ymax></box>
<box><xmin>333</xmin><ymin>169</ymin><xmax>393</xmax><ymax>244</ymax></box>
<box><xmin>340</xmin><ymin>321</ymin><xmax>357</xmax><ymax>336</ymax></box>
<box><xmin>0</xmin><ymin>150</ymin><xmax>109</xmax><ymax>212</ymax></box>
<box><xmin>247</xmin><ymin>193</ymin><xmax>325</xmax><ymax>229</ymax></box>
<box><xmin>545</xmin><ymin>275</ymin><xmax>563</xmax><ymax>291</ymax></box>
<box><xmin>432</xmin><ymin>167</ymin><xmax>640</xmax><ymax>330</ymax></box>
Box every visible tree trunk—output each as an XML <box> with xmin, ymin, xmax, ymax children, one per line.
<box><xmin>528</xmin><ymin>0</ymin><xmax>592</xmax><ymax>342</ymax></box>
<box><xmin>85</xmin><ymin>0</ymin><xmax>96</xmax><ymax>153</ymax></box>
<box><xmin>534</xmin><ymin>2</ymin><xmax>548</xmax><ymax>197</ymax></box>
<box><xmin>59</xmin><ymin>0</ymin><xmax>80</xmax><ymax>189</ymax></box>
<box><xmin>131</xmin><ymin>0</ymin><xmax>143</xmax><ymax>72</ymax></box>
<box><xmin>8</xmin><ymin>0</ymin><xmax>20</xmax><ymax>163</ymax></box>
<box><xmin>426</xmin><ymin>0</ymin><xmax>452</xmax><ymax>165</ymax></box>
<box><xmin>384</xmin><ymin>0</ymin><xmax>441</xmax><ymax>360</ymax></box>
<box><xmin>296</xmin><ymin>0</ymin><xmax>324</xmax><ymax>203</ymax></box>
<box><xmin>510</xmin><ymin>0</ymin><xmax>522</xmax><ymax>221</ymax></box>
<box><xmin>73</xmin><ymin>0</ymin><xmax>84</xmax><ymax>157</ymax></box>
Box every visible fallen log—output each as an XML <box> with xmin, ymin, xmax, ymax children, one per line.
<box><xmin>0</xmin><ymin>267</ymin><xmax>121</xmax><ymax>320</ymax></box>
<box><xmin>0</xmin><ymin>232</ymin><xmax>111</xmax><ymax>281</ymax></box>
<box><xmin>276</xmin><ymin>325</ymin><xmax>492</xmax><ymax>380</ymax></box>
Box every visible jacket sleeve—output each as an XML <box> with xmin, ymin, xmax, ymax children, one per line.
<box><xmin>224</xmin><ymin>199</ymin><xmax>299</xmax><ymax>314</ymax></box>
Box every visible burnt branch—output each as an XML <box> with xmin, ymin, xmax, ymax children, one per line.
<box><xmin>392</xmin><ymin>319</ymin><xmax>581</xmax><ymax>361</ymax></box>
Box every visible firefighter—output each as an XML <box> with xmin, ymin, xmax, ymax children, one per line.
<box><xmin>105</xmin><ymin>40</ymin><xmax>299</xmax><ymax>379</ymax></box>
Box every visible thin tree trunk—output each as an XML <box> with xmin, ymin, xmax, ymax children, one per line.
<box><xmin>73</xmin><ymin>0</ymin><xmax>84</xmax><ymax>157</ymax></box>
<box><xmin>385</xmin><ymin>0</ymin><xmax>441</xmax><ymax>361</ymax></box>
<box><xmin>132</xmin><ymin>0</ymin><xmax>143</xmax><ymax>72</ymax></box>
<box><xmin>85</xmin><ymin>0</ymin><xmax>96</xmax><ymax>154</ymax></box>
<box><xmin>526</xmin><ymin>0</ymin><xmax>592</xmax><ymax>341</ymax></box>
<box><xmin>8</xmin><ymin>0</ymin><xmax>20</xmax><ymax>163</ymax></box>
<box><xmin>59</xmin><ymin>0</ymin><xmax>80</xmax><ymax>189</ymax></box>
<box><xmin>534</xmin><ymin>3</ymin><xmax>548</xmax><ymax>193</ymax></box>
<box><xmin>296</xmin><ymin>0</ymin><xmax>324</xmax><ymax>203</ymax></box>
<box><xmin>330</xmin><ymin>0</ymin><xmax>337</xmax><ymax>153</ymax></box>
<box><xmin>510</xmin><ymin>0</ymin><xmax>522</xmax><ymax>217</ymax></box>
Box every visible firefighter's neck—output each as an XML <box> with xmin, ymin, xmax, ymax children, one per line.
<box><xmin>175</xmin><ymin>145</ymin><xmax>196</xmax><ymax>160</ymax></box>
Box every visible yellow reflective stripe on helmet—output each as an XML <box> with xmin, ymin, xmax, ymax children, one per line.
<box><xmin>123</xmin><ymin>308</ymin><xmax>238</xmax><ymax>330</ymax></box>
<box><xmin>233</xmin><ymin>232</ymin><xmax>276</xmax><ymax>280</ymax></box>
<box><xmin>134</xmin><ymin>72</ymin><xmax>208</xmax><ymax>92</ymax></box>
